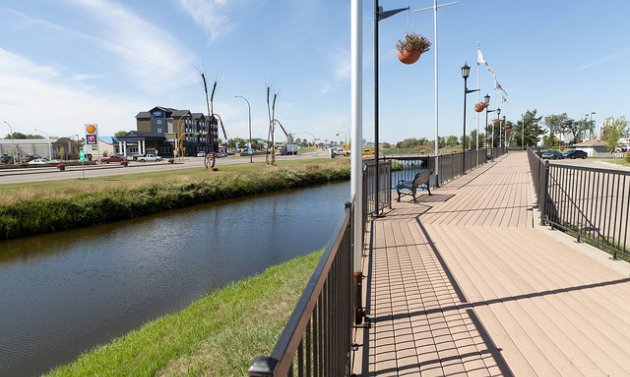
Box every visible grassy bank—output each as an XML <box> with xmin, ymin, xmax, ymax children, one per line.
<box><xmin>0</xmin><ymin>159</ymin><xmax>349</xmax><ymax>240</ymax></box>
<box><xmin>46</xmin><ymin>250</ymin><xmax>322</xmax><ymax>376</ymax></box>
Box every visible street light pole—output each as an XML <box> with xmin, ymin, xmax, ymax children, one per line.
<box><xmin>3</xmin><ymin>121</ymin><xmax>15</xmax><ymax>163</ymax></box>
<box><xmin>374</xmin><ymin>3</ymin><xmax>409</xmax><ymax>217</ymax></box>
<box><xmin>461</xmin><ymin>63</ymin><xmax>479</xmax><ymax>174</ymax></box>
<box><xmin>34</xmin><ymin>128</ymin><xmax>52</xmax><ymax>160</ymax></box>
<box><xmin>235</xmin><ymin>95</ymin><xmax>253</xmax><ymax>163</ymax></box>
<box><xmin>413</xmin><ymin>0</ymin><xmax>457</xmax><ymax>187</ymax></box>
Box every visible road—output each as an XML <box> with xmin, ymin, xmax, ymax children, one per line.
<box><xmin>0</xmin><ymin>151</ymin><xmax>332</xmax><ymax>185</ymax></box>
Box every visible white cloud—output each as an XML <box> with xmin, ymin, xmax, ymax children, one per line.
<box><xmin>179</xmin><ymin>0</ymin><xmax>236</xmax><ymax>42</ymax></box>
<box><xmin>0</xmin><ymin>48</ymin><xmax>145</xmax><ymax>137</ymax></box>
<box><xmin>63</xmin><ymin>0</ymin><xmax>198</xmax><ymax>93</ymax></box>
<box><xmin>574</xmin><ymin>48</ymin><xmax>630</xmax><ymax>73</ymax></box>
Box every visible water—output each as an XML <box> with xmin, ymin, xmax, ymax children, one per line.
<box><xmin>0</xmin><ymin>182</ymin><xmax>349</xmax><ymax>376</ymax></box>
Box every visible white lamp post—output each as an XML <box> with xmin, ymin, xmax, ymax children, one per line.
<box><xmin>3</xmin><ymin>121</ymin><xmax>15</xmax><ymax>163</ymax></box>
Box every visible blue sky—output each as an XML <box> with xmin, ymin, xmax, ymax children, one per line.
<box><xmin>0</xmin><ymin>0</ymin><xmax>628</xmax><ymax>144</ymax></box>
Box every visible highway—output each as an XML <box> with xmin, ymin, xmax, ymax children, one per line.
<box><xmin>0</xmin><ymin>151</ymin><xmax>332</xmax><ymax>185</ymax></box>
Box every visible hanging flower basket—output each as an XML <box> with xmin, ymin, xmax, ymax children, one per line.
<box><xmin>396</xmin><ymin>33</ymin><xmax>431</xmax><ymax>65</ymax></box>
<box><xmin>474</xmin><ymin>102</ymin><xmax>488</xmax><ymax>113</ymax></box>
<box><xmin>492</xmin><ymin>118</ymin><xmax>501</xmax><ymax>126</ymax></box>
<box><xmin>397</xmin><ymin>50</ymin><xmax>422</xmax><ymax>65</ymax></box>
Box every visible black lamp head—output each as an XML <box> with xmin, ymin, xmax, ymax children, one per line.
<box><xmin>461</xmin><ymin>63</ymin><xmax>470</xmax><ymax>79</ymax></box>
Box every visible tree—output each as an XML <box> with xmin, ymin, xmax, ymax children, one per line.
<box><xmin>544</xmin><ymin>113</ymin><xmax>569</xmax><ymax>142</ymax></box>
<box><xmin>5</xmin><ymin>132</ymin><xmax>44</xmax><ymax>139</ymax></box>
<box><xmin>459</xmin><ymin>135</ymin><xmax>471</xmax><ymax>149</ymax></box>
<box><xmin>602</xmin><ymin>116</ymin><xmax>629</xmax><ymax>152</ymax></box>
<box><xmin>114</xmin><ymin>130</ymin><xmax>127</xmax><ymax>137</ymax></box>
<box><xmin>542</xmin><ymin>133</ymin><xmax>558</xmax><ymax>148</ymax></box>
<box><xmin>470</xmin><ymin>130</ymin><xmax>485</xmax><ymax>149</ymax></box>
<box><xmin>446</xmin><ymin>135</ymin><xmax>459</xmax><ymax>147</ymax></box>
<box><xmin>515</xmin><ymin>110</ymin><xmax>544</xmax><ymax>148</ymax></box>
<box><xmin>395</xmin><ymin>138</ymin><xmax>421</xmax><ymax>149</ymax></box>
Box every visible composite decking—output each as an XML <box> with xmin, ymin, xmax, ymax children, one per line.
<box><xmin>356</xmin><ymin>151</ymin><xmax>630</xmax><ymax>376</ymax></box>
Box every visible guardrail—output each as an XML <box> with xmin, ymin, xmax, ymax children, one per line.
<box><xmin>528</xmin><ymin>150</ymin><xmax>630</xmax><ymax>260</ymax></box>
<box><xmin>363</xmin><ymin>160</ymin><xmax>392</xmax><ymax>217</ymax></box>
<box><xmin>248</xmin><ymin>204</ymin><xmax>354</xmax><ymax>376</ymax></box>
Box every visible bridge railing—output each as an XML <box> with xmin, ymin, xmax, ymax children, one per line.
<box><xmin>528</xmin><ymin>149</ymin><xmax>630</xmax><ymax>260</ymax></box>
<box><xmin>248</xmin><ymin>204</ymin><xmax>354</xmax><ymax>376</ymax></box>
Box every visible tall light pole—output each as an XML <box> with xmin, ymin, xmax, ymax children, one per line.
<box><xmin>235</xmin><ymin>95</ymin><xmax>253</xmax><ymax>163</ymax></box>
<box><xmin>374</xmin><ymin>4</ymin><xmax>409</xmax><ymax>216</ymax></box>
<box><xmin>413</xmin><ymin>0</ymin><xmax>458</xmax><ymax>187</ymax></box>
<box><xmin>34</xmin><ymin>128</ymin><xmax>52</xmax><ymax>160</ymax></box>
<box><xmin>589</xmin><ymin>111</ymin><xmax>596</xmax><ymax>140</ymax></box>
<box><xmin>461</xmin><ymin>62</ymin><xmax>479</xmax><ymax>173</ymax></box>
<box><xmin>499</xmin><ymin>115</ymin><xmax>508</xmax><ymax>153</ymax></box>
<box><xmin>484</xmin><ymin>94</ymin><xmax>499</xmax><ymax>159</ymax></box>
<box><xmin>2</xmin><ymin>121</ymin><xmax>15</xmax><ymax>163</ymax></box>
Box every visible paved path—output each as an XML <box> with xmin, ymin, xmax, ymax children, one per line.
<box><xmin>357</xmin><ymin>151</ymin><xmax>630</xmax><ymax>376</ymax></box>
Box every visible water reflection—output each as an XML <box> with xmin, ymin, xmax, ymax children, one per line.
<box><xmin>0</xmin><ymin>182</ymin><xmax>349</xmax><ymax>377</ymax></box>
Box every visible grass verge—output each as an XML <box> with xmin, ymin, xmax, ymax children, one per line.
<box><xmin>46</xmin><ymin>250</ymin><xmax>322</xmax><ymax>377</ymax></box>
<box><xmin>0</xmin><ymin>159</ymin><xmax>349</xmax><ymax>240</ymax></box>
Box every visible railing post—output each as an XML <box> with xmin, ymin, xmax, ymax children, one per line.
<box><xmin>248</xmin><ymin>356</ymin><xmax>277</xmax><ymax>377</ymax></box>
<box><xmin>540</xmin><ymin>160</ymin><xmax>549</xmax><ymax>226</ymax></box>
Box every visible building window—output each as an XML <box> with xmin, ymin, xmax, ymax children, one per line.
<box><xmin>157</xmin><ymin>128</ymin><xmax>163</xmax><ymax>133</ymax></box>
<box><xmin>156</xmin><ymin>119</ymin><xmax>162</xmax><ymax>125</ymax></box>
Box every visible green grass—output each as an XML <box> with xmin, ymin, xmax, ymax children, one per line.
<box><xmin>46</xmin><ymin>250</ymin><xmax>323</xmax><ymax>377</ymax></box>
<box><xmin>0</xmin><ymin>159</ymin><xmax>350</xmax><ymax>240</ymax></box>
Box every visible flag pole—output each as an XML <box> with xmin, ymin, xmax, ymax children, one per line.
<box><xmin>476</xmin><ymin>42</ymin><xmax>480</xmax><ymax>165</ymax></box>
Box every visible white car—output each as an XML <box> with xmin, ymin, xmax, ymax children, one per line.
<box><xmin>28</xmin><ymin>158</ymin><xmax>51</xmax><ymax>165</ymax></box>
<box><xmin>197</xmin><ymin>151</ymin><xmax>206</xmax><ymax>157</ymax></box>
<box><xmin>137</xmin><ymin>154</ymin><xmax>162</xmax><ymax>162</ymax></box>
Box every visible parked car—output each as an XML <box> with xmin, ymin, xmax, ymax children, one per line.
<box><xmin>541</xmin><ymin>150</ymin><xmax>563</xmax><ymax>160</ymax></box>
<box><xmin>20</xmin><ymin>155</ymin><xmax>43</xmax><ymax>163</ymax></box>
<box><xmin>28</xmin><ymin>158</ymin><xmax>51</xmax><ymax>165</ymax></box>
<box><xmin>100</xmin><ymin>155</ymin><xmax>127</xmax><ymax>163</ymax></box>
<box><xmin>196</xmin><ymin>151</ymin><xmax>206</xmax><ymax>157</ymax></box>
<box><xmin>562</xmin><ymin>150</ymin><xmax>587</xmax><ymax>159</ymax></box>
<box><xmin>137</xmin><ymin>154</ymin><xmax>162</xmax><ymax>162</ymax></box>
<box><xmin>1</xmin><ymin>154</ymin><xmax>14</xmax><ymax>164</ymax></box>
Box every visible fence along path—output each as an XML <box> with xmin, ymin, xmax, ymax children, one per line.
<box><xmin>361</xmin><ymin>151</ymin><xmax>630</xmax><ymax>376</ymax></box>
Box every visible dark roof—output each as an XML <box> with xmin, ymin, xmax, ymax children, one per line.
<box><xmin>117</xmin><ymin>130</ymin><xmax>165</xmax><ymax>141</ymax></box>
<box><xmin>172</xmin><ymin>110</ymin><xmax>191</xmax><ymax>118</ymax></box>
<box><xmin>192</xmin><ymin>113</ymin><xmax>206</xmax><ymax>120</ymax></box>
<box><xmin>136</xmin><ymin>112</ymin><xmax>151</xmax><ymax>119</ymax></box>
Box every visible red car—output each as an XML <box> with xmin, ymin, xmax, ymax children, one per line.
<box><xmin>100</xmin><ymin>155</ymin><xmax>127</xmax><ymax>163</ymax></box>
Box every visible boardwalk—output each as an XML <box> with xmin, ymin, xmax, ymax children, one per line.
<box><xmin>355</xmin><ymin>152</ymin><xmax>630</xmax><ymax>376</ymax></box>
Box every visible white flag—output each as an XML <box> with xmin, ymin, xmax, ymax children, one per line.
<box><xmin>477</xmin><ymin>48</ymin><xmax>486</xmax><ymax>65</ymax></box>
<box><xmin>494</xmin><ymin>79</ymin><xmax>509</xmax><ymax>98</ymax></box>
<box><xmin>500</xmin><ymin>95</ymin><xmax>510</xmax><ymax>103</ymax></box>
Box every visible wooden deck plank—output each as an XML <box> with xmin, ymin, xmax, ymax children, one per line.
<box><xmin>363</xmin><ymin>152</ymin><xmax>630</xmax><ymax>376</ymax></box>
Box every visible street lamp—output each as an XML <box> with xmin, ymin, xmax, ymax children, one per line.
<box><xmin>374</xmin><ymin>4</ymin><xmax>409</xmax><ymax>216</ymax></box>
<box><xmin>461</xmin><ymin>62</ymin><xmax>479</xmax><ymax>173</ymax></box>
<box><xmin>2</xmin><ymin>121</ymin><xmax>15</xmax><ymax>164</ymax></box>
<box><xmin>34</xmin><ymin>128</ymin><xmax>52</xmax><ymax>160</ymax></box>
<box><xmin>235</xmin><ymin>95</ymin><xmax>253</xmax><ymax>163</ymax></box>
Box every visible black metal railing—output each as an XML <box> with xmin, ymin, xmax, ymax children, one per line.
<box><xmin>363</xmin><ymin>160</ymin><xmax>392</xmax><ymax>217</ymax></box>
<box><xmin>528</xmin><ymin>149</ymin><xmax>548</xmax><ymax>215</ymax></box>
<box><xmin>528</xmin><ymin>149</ymin><xmax>630</xmax><ymax>260</ymax></box>
<box><xmin>425</xmin><ymin>149</ymin><xmax>487</xmax><ymax>187</ymax></box>
<box><xmin>248</xmin><ymin>204</ymin><xmax>354</xmax><ymax>376</ymax></box>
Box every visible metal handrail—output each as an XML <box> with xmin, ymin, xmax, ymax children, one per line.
<box><xmin>248</xmin><ymin>203</ymin><xmax>354</xmax><ymax>376</ymax></box>
<box><xmin>528</xmin><ymin>149</ymin><xmax>630</xmax><ymax>259</ymax></box>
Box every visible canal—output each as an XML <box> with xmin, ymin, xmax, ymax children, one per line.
<box><xmin>0</xmin><ymin>181</ymin><xmax>349</xmax><ymax>376</ymax></box>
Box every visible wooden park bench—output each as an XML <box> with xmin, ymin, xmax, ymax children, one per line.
<box><xmin>396</xmin><ymin>170</ymin><xmax>432</xmax><ymax>202</ymax></box>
